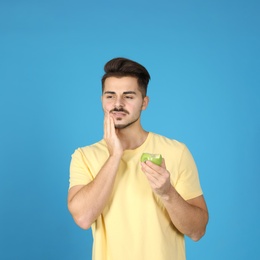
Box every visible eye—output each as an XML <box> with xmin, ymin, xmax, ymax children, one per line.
<box><xmin>125</xmin><ymin>96</ymin><xmax>134</xmax><ymax>99</ymax></box>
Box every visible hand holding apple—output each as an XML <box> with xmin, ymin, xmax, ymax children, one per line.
<box><xmin>141</xmin><ymin>155</ymin><xmax>172</xmax><ymax>198</ymax></box>
<box><xmin>140</xmin><ymin>153</ymin><xmax>162</xmax><ymax>166</ymax></box>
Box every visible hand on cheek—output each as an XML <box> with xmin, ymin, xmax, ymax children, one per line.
<box><xmin>103</xmin><ymin>112</ymin><xmax>123</xmax><ymax>157</ymax></box>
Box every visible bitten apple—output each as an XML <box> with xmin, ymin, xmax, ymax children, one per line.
<box><xmin>141</xmin><ymin>153</ymin><xmax>162</xmax><ymax>166</ymax></box>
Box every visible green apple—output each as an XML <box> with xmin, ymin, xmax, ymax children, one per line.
<box><xmin>141</xmin><ymin>153</ymin><xmax>162</xmax><ymax>166</ymax></box>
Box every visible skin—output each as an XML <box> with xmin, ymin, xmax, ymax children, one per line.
<box><xmin>67</xmin><ymin>76</ymin><xmax>208</xmax><ymax>241</ymax></box>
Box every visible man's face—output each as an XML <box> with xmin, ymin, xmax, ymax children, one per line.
<box><xmin>102</xmin><ymin>76</ymin><xmax>149</xmax><ymax>129</ymax></box>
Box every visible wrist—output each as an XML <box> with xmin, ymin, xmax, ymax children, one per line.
<box><xmin>160</xmin><ymin>185</ymin><xmax>178</xmax><ymax>202</ymax></box>
<box><xmin>109</xmin><ymin>151</ymin><xmax>123</xmax><ymax>161</ymax></box>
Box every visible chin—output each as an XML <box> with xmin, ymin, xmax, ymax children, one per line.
<box><xmin>115</xmin><ymin>124</ymin><xmax>127</xmax><ymax>129</ymax></box>
<box><xmin>115</xmin><ymin>117</ymin><xmax>140</xmax><ymax>129</ymax></box>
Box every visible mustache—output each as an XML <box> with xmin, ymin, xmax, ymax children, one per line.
<box><xmin>110</xmin><ymin>108</ymin><xmax>129</xmax><ymax>114</ymax></box>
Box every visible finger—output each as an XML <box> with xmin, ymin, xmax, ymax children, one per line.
<box><xmin>104</xmin><ymin>112</ymin><xmax>110</xmax><ymax>138</ymax></box>
<box><xmin>142</xmin><ymin>161</ymin><xmax>169</xmax><ymax>184</ymax></box>
<box><xmin>108</xmin><ymin>114</ymin><xmax>115</xmax><ymax>136</ymax></box>
<box><xmin>142</xmin><ymin>165</ymin><xmax>169</xmax><ymax>191</ymax></box>
<box><xmin>144</xmin><ymin>160</ymin><xmax>163</xmax><ymax>174</ymax></box>
<box><xmin>141</xmin><ymin>162</ymin><xmax>160</xmax><ymax>180</ymax></box>
<box><xmin>161</xmin><ymin>158</ymin><xmax>166</xmax><ymax>169</ymax></box>
<box><xmin>142</xmin><ymin>167</ymin><xmax>159</xmax><ymax>184</ymax></box>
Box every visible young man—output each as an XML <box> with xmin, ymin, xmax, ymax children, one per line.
<box><xmin>68</xmin><ymin>57</ymin><xmax>208</xmax><ymax>260</ymax></box>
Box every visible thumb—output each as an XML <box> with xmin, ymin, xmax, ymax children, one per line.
<box><xmin>161</xmin><ymin>158</ymin><xmax>166</xmax><ymax>169</ymax></box>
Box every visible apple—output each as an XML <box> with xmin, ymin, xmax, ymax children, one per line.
<box><xmin>141</xmin><ymin>153</ymin><xmax>162</xmax><ymax>166</ymax></box>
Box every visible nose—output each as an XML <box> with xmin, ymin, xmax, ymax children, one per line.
<box><xmin>114</xmin><ymin>96</ymin><xmax>124</xmax><ymax>108</ymax></box>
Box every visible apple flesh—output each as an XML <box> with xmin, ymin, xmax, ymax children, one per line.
<box><xmin>141</xmin><ymin>153</ymin><xmax>162</xmax><ymax>166</ymax></box>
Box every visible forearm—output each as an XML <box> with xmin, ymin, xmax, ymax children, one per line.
<box><xmin>161</xmin><ymin>186</ymin><xmax>208</xmax><ymax>241</ymax></box>
<box><xmin>68</xmin><ymin>154</ymin><xmax>121</xmax><ymax>229</ymax></box>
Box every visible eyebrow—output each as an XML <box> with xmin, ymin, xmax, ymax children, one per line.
<box><xmin>103</xmin><ymin>91</ymin><xmax>137</xmax><ymax>95</ymax></box>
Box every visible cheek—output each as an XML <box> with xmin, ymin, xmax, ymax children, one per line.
<box><xmin>101</xmin><ymin>101</ymin><xmax>108</xmax><ymax>111</ymax></box>
<box><xmin>102</xmin><ymin>101</ymin><xmax>114</xmax><ymax>111</ymax></box>
<box><xmin>129</xmin><ymin>104</ymin><xmax>143</xmax><ymax>114</ymax></box>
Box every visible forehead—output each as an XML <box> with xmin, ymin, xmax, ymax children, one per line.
<box><xmin>103</xmin><ymin>76</ymin><xmax>140</xmax><ymax>93</ymax></box>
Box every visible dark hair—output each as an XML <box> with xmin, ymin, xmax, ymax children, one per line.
<box><xmin>101</xmin><ymin>57</ymin><xmax>151</xmax><ymax>97</ymax></box>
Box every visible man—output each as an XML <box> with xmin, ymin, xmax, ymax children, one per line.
<box><xmin>68</xmin><ymin>57</ymin><xmax>208</xmax><ymax>260</ymax></box>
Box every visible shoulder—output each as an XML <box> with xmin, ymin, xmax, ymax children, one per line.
<box><xmin>149</xmin><ymin>132</ymin><xmax>186</xmax><ymax>150</ymax></box>
<box><xmin>72</xmin><ymin>139</ymin><xmax>108</xmax><ymax>159</ymax></box>
<box><xmin>148</xmin><ymin>132</ymin><xmax>191</xmax><ymax>164</ymax></box>
<box><xmin>80</xmin><ymin>139</ymin><xmax>107</xmax><ymax>152</ymax></box>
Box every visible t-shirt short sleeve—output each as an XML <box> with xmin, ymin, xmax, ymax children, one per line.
<box><xmin>69</xmin><ymin>148</ymin><xmax>93</xmax><ymax>189</ymax></box>
<box><xmin>174</xmin><ymin>145</ymin><xmax>203</xmax><ymax>200</ymax></box>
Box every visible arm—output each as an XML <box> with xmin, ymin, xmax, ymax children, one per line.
<box><xmin>141</xmin><ymin>159</ymin><xmax>209</xmax><ymax>241</ymax></box>
<box><xmin>68</xmin><ymin>114</ymin><xmax>123</xmax><ymax>230</ymax></box>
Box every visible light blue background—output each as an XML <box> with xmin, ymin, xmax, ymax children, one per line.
<box><xmin>1</xmin><ymin>0</ymin><xmax>259</xmax><ymax>259</ymax></box>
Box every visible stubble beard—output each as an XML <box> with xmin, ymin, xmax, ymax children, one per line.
<box><xmin>109</xmin><ymin>104</ymin><xmax>144</xmax><ymax>130</ymax></box>
<box><xmin>114</xmin><ymin>116</ymin><xmax>140</xmax><ymax>129</ymax></box>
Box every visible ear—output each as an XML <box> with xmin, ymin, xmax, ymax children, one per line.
<box><xmin>141</xmin><ymin>96</ymin><xmax>149</xmax><ymax>111</ymax></box>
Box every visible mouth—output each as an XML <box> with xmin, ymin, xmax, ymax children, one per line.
<box><xmin>110</xmin><ymin>109</ymin><xmax>129</xmax><ymax>118</ymax></box>
<box><xmin>111</xmin><ymin>111</ymin><xmax>127</xmax><ymax>119</ymax></box>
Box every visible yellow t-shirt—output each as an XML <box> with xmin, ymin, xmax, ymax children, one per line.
<box><xmin>69</xmin><ymin>132</ymin><xmax>203</xmax><ymax>260</ymax></box>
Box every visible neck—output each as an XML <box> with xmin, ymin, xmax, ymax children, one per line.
<box><xmin>116</xmin><ymin>125</ymin><xmax>148</xmax><ymax>150</ymax></box>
